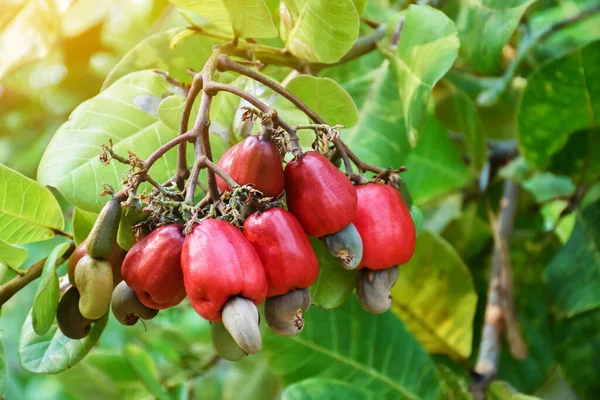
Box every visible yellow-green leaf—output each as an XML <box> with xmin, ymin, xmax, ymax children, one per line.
<box><xmin>0</xmin><ymin>164</ymin><xmax>65</xmax><ymax>244</ymax></box>
<box><xmin>391</xmin><ymin>231</ymin><xmax>477</xmax><ymax>359</ymax></box>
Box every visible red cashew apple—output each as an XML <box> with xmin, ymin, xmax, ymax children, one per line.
<box><xmin>284</xmin><ymin>151</ymin><xmax>357</xmax><ymax>237</ymax></box>
<box><xmin>244</xmin><ymin>208</ymin><xmax>319</xmax><ymax>297</ymax></box>
<box><xmin>216</xmin><ymin>136</ymin><xmax>284</xmax><ymax>197</ymax></box>
<box><xmin>354</xmin><ymin>183</ymin><xmax>416</xmax><ymax>270</ymax></box>
<box><xmin>121</xmin><ymin>224</ymin><xmax>187</xmax><ymax>310</ymax></box>
<box><xmin>181</xmin><ymin>219</ymin><xmax>267</xmax><ymax>322</ymax></box>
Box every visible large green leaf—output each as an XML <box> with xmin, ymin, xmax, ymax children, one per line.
<box><xmin>442</xmin><ymin>203</ymin><xmax>491</xmax><ymax>261</ymax></box>
<box><xmin>168</xmin><ymin>0</ymin><xmax>277</xmax><ymax>39</ymax></box>
<box><xmin>282</xmin><ymin>379</ymin><xmax>376</xmax><ymax>400</ymax></box>
<box><xmin>522</xmin><ymin>173</ymin><xmax>575</xmax><ymax>203</ymax></box>
<box><xmin>392</xmin><ymin>5</ymin><xmax>459</xmax><ymax>147</ymax></box>
<box><xmin>124</xmin><ymin>345</ymin><xmax>169</xmax><ymax>400</ymax></box>
<box><xmin>402</xmin><ymin>116</ymin><xmax>471</xmax><ymax>205</ymax></box>
<box><xmin>19</xmin><ymin>311</ymin><xmax>109</xmax><ymax>374</ymax></box>
<box><xmin>518</xmin><ymin>41</ymin><xmax>600</xmax><ymax>171</ymax></box>
<box><xmin>0</xmin><ymin>0</ymin><xmax>65</xmax><ymax>79</ymax></box>
<box><xmin>309</xmin><ymin>238</ymin><xmax>357</xmax><ymax>309</ymax></box>
<box><xmin>38</xmin><ymin>71</ymin><xmax>183</xmax><ymax>212</ymax></box>
<box><xmin>283</xmin><ymin>0</ymin><xmax>359</xmax><ymax>63</ymax></box>
<box><xmin>263</xmin><ymin>297</ymin><xmax>441</xmax><ymax>399</ymax></box>
<box><xmin>0</xmin><ymin>239</ymin><xmax>28</xmax><ymax>270</ymax></box>
<box><xmin>455</xmin><ymin>0</ymin><xmax>535</xmax><ymax>74</ymax></box>
<box><xmin>344</xmin><ymin>60</ymin><xmax>411</xmax><ymax>169</ymax></box>
<box><xmin>0</xmin><ymin>164</ymin><xmax>65</xmax><ymax>244</ymax></box>
<box><xmin>551</xmin><ymin>309</ymin><xmax>600</xmax><ymax>400</ymax></box>
<box><xmin>545</xmin><ymin>203</ymin><xmax>600</xmax><ymax>318</ymax></box>
<box><xmin>545</xmin><ymin>202</ymin><xmax>600</xmax><ymax>399</ymax></box>
<box><xmin>391</xmin><ymin>231</ymin><xmax>477</xmax><ymax>360</ymax></box>
<box><xmin>436</xmin><ymin>362</ymin><xmax>472</xmax><ymax>400</ymax></box>
<box><xmin>32</xmin><ymin>243</ymin><xmax>71</xmax><ymax>336</ymax></box>
<box><xmin>283</xmin><ymin>75</ymin><xmax>359</xmax><ymax>128</ymax></box>
<box><xmin>440</xmin><ymin>89</ymin><xmax>488</xmax><ymax>174</ymax></box>
<box><xmin>103</xmin><ymin>27</ymin><xmax>222</xmax><ymax>89</ymax></box>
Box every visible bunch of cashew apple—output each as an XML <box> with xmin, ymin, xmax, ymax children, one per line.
<box><xmin>56</xmin><ymin>50</ymin><xmax>416</xmax><ymax>362</ymax></box>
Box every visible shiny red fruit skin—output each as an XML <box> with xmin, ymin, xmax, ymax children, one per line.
<box><xmin>354</xmin><ymin>184</ymin><xmax>416</xmax><ymax>270</ymax></box>
<box><xmin>121</xmin><ymin>224</ymin><xmax>186</xmax><ymax>310</ymax></box>
<box><xmin>68</xmin><ymin>240</ymin><xmax>126</xmax><ymax>288</ymax></box>
<box><xmin>181</xmin><ymin>219</ymin><xmax>267</xmax><ymax>322</ymax></box>
<box><xmin>244</xmin><ymin>208</ymin><xmax>319</xmax><ymax>297</ymax></box>
<box><xmin>284</xmin><ymin>151</ymin><xmax>357</xmax><ymax>237</ymax></box>
<box><xmin>216</xmin><ymin>136</ymin><xmax>284</xmax><ymax>197</ymax></box>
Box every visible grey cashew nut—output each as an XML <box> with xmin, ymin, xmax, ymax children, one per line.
<box><xmin>356</xmin><ymin>266</ymin><xmax>399</xmax><ymax>314</ymax></box>
<box><xmin>265</xmin><ymin>288</ymin><xmax>311</xmax><ymax>337</ymax></box>
<box><xmin>322</xmin><ymin>223</ymin><xmax>364</xmax><ymax>270</ymax></box>
<box><xmin>111</xmin><ymin>281</ymin><xmax>158</xmax><ymax>326</ymax></box>
<box><xmin>221</xmin><ymin>296</ymin><xmax>262</xmax><ymax>354</ymax></box>
<box><xmin>211</xmin><ymin>321</ymin><xmax>248</xmax><ymax>361</ymax></box>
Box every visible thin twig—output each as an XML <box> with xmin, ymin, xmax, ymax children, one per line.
<box><xmin>470</xmin><ymin>180</ymin><xmax>525</xmax><ymax>399</ymax></box>
<box><xmin>0</xmin><ymin>241</ymin><xmax>76</xmax><ymax>306</ymax></box>
<box><xmin>204</xmin><ymin>81</ymin><xmax>303</xmax><ymax>155</ymax></box>
<box><xmin>176</xmin><ymin>75</ymin><xmax>203</xmax><ymax>188</ymax></box>
<box><xmin>216</xmin><ymin>57</ymin><xmax>351</xmax><ymax>168</ymax></box>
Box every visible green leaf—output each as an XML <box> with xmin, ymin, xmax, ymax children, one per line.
<box><xmin>529</xmin><ymin>0</ymin><xmax>600</xmax><ymax>58</ymax></box>
<box><xmin>0</xmin><ymin>239</ymin><xmax>28</xmax><ymax>270</ymax></box>
<box><xmin>522</xmin><ymin>173</ymin><xmax>576</xmax><ymax>203</ymax></box>
<box><xmin>344</xmin><ymin>60</ymin><xmax>411</xmax><ymax>169</ymax></box>
<box><xmin>168</xmin><ymin>0</ymin><xmax>277</xmax><ymax>39</ymax></box>
<box><xmin>222</xmin><ymin>355</ymin><xmax>281</xmax><ymax>400</ymax></box>
<box><xmin>124</xmin><ymin>345</ymin><xmax>169</xmax><ymax>400</ymax></box>
<box><xmin>442</xmin><ymin>203</ymin><xmax>491</xmax><ymax>261</ymax></box>
<box><xmin>32</xmin><ymin>242</ymin><xmax>71</xmax><ymax>336</ymax></box>
<box><xmin>0</xmin><ymin>331</ymin><xmax>5</xmax><ymax>397</ymax></box>
<box><xmin>38</xmin><ymin>71</ymin><xmax>182</xmax><ymax>213</ymax></box>
<box><xmin>282</xmin><ymin>379</ymin><xmax>376</xmax><ymax>400</ymax></box>
<box><xmin>436</xmin><ymin>362</ymin><xmax>472</xmax><ymax>400</ymax></box>
<box><xmin>443</xmin><ymin>89</ymin><xmax>488</xmax><ymax>174</ymax></box>
<box><xmin>455</xmin><ymin>0</ymin><xmax>535</xmax><ymax>74</ymax></box>
<box><xmin>72</xmin><ymin>208</ymin><xmax>97</xmax><ymax>246</ymax></box>
<box><xmin>391</xmin><ymin>231</ymin><xmax>477</xmax><ymax>360</ymax></box>
<box><xmin>545</xmin><ymin>202</ymin><xmax>600</xmax><ymax>398</ymax></box>
<box><xmin>263</xmin><ymin>297</ymin><xmax>441</xmax><ymax>399</ymax></box>
<box><xmin>309</xmin><ymin>238</ymin><xmax>357</xmax><ymax>309</ymax></box>
<box><xmin>551</xmin><ymin>308</ymin><xmax>600</xmax><ymax>400</ymax></box>
<box><xmin>518</xmin><ymin>41</ymin><xmax>600</xmax><ymax>171</ymax></box>
<box><xmin>545</xmin><ymin>203</ymin><xmax>600</xmax><ymax>318</ymax></box>
<box><xmin>0</xmin><ymin>0</ymin><xmax>65</xmax><ymax>79</ymax></box>
<box><xmin>392</xmin><ymin>5</ymin><xmax>459</xmax><ymax>147</ymax></box>
<box><xmin>402</xmin><ymin>116</ymin><xmax>471</xmax><ymax>205</ymax></box>
<box><xmin>0</xmin><ymin>163</ymin><xmax>65</xmax><ymax>244</ymax></box>
<box><xmin>19</xmin><ymin>310</ymin><xmax>109</xmax><ymax>374</ymax></box>
<box><xmin>488</xmin><ymin>382</ymin><xmax>541</xmax><ymax>400</ymax></box>
<box><xmin>284</xmin><ymin>75</ymin><xmax>359</xmax><ymax>128</ymax></box>
<box><xmin>283</xmin><ymin>0</ymin><xmax>359</xmax><ymax>63</ymax></box>
<box><xmin>103</xmin><ymin>27</ymin><xmax>222</xmax><ymax>89</ymax></box>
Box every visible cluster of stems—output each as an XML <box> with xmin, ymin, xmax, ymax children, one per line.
<box><xmin>113</xmin><ymin>46</ymin><xmax>395</xmax><ymax>218</ymax></box>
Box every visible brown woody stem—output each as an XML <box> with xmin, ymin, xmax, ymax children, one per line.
<box><xmin>470</xmin><ymin>180</ymin><xmax>525</xmax><ymax>399</ymax></box>
<box><xmin>0</xmin><ymin>241</ymin><xmax>75</xmax><ymax>307</ymax></box>
<box><xmin>176</xmin><ymin>74</ymin><xmax>203</xmax><ymax>188</ymax></box>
